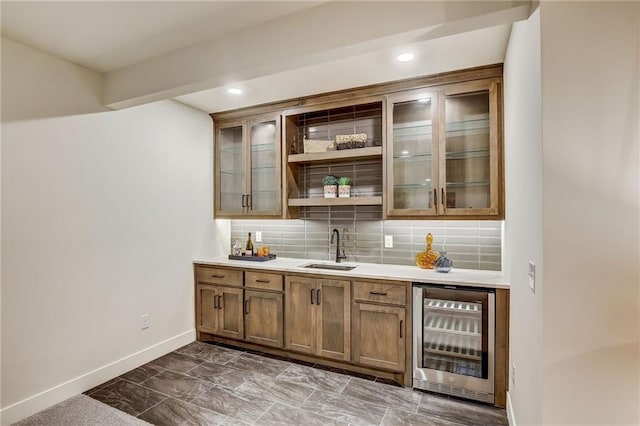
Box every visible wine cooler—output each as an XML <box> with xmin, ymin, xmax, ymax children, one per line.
<box><xmin>413</xmin><ymin>283</ymin><xmax>495</xmax><ymax>403</ymax></box>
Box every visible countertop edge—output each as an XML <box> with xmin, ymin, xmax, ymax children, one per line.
<box><xmin>193</xmin><ymin>257</ymin><xmax>509</xmax><ymax>289</ymax></box>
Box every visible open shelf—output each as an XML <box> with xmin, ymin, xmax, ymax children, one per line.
<box><xmin>288</xmin><ymin>196</ymin><xmax>382</xmax><ymax>207</ymax></box>
<box><xmin>288</xmin><ymin>146</ymin><xmax>382</xmax><ymax>164</ymax></box>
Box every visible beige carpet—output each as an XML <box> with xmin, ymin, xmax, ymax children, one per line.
<box><xmin>12</xmin><ymin>394</ymin><xmax>151</xmax><ymax>426</ymax></box>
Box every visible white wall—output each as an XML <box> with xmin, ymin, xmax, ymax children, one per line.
<box><xmin>540</xmin><ymin>2</ymin><xmax>639</xmax><ymax>425</ymax></box>
<box><xmin>1</xmin><ymin>37</ymin><xmax>229</xmax><ymax>424</ymax></box>
<box><xmin>503</xmin><ymin>7</ymin><xmax>543</xmax><ymax>425</ymax></box>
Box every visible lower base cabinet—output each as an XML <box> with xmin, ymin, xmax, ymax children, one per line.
<box><xmin>196</xmin><ymin>284</ymin><xmax>244</xmax><ymax>340</ymax></box>
<box><xmin>285</xmin><ymin>276</ymin><xmax>351</xmax><ymax>361</ymax></box>
<box><xmin>352</xmin><ymin>302</ymin><xmax>406</xmax><ymax>372</ymax></box>
<box><xmin>194</xmin><ymin>264</ymin><xmax>507</xmax><ymax>405</ymax></box>
<box><xmin>244</xmin><ymin>290</ymin><xmax>283</xmax><ymax>348</ymax></box>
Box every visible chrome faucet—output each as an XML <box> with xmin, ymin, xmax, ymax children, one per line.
<box><xmin>331</xmin><ymin>228</ymin><xmax>347</xmax><ymax>263</ymax></box>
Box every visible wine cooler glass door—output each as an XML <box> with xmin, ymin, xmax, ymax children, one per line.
<box><xmin>413</xmin><ymin>285</ymin><xmax>495</xmax><ymax>400</ymax></box>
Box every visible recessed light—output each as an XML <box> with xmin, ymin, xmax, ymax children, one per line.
<box><xmin>396</xmin><ymin>52</ymin><xmax>415</xmax><ymax>62</ymax></box>
<box><xmin>228</xmin><ymin>88</ymin><xmax>242</xmax><ymax>95</ymax></box>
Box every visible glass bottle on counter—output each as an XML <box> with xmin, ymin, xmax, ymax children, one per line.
<box><xmin>245</xmin><ymin>232</ymin><xmax>254</xmax><ymax>256</ymax></box>
<box><xmin>232</xmin><ymin>240</ymin><xmax>242</xmax><ymax>256</ymax></box>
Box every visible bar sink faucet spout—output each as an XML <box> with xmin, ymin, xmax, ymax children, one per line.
<box><xmin>331</xmin><ymin>228</ymin><xmax>347</xmax><ymax>263</ymax></box>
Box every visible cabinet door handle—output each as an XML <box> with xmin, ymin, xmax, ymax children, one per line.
<box><xmin>211</xmin><ymin>274</ymin><xmax>225</xmax><ymax>279</ymax></box>
<box><xmin>244</xmin><ymin>299</ymin><xmax>250</xmax><ymax>314</ymax></box>
<box><xmin>369</xmin><ymin>291</ymin><xmax>387</xmax><ymax>296</ymax></box>
<box><xmin>256</xmin><ymin>279</ymin><xmax>270</xmax><ymax>283</ymax></box>
<box><xmin>441</xmin><ymin>188</ymin><xmax>445</xmax><ymax>207</ymax></box>
<box><xmin>433</xmin><ymin>188</ymin><xmax>437</xmax><ymax>209</ymax></box>
<box><xmin>218</xmin><ymin>295</ymin><xmax>223</xmax><ymax>310</ymax></box>
<box><xmin>213</xmin><ymin>295</ymin><xmax>218</xmax><ymax>309</ymax></box>
<box><xmin>247</xmin><ymin>194</ymin><xmax>252</xmax><ymax>210</ymax></box>
<box><xmin>241</xmin><ymin>194</ymin><xmax>246</xmax><ymax>208</ymax></box>
<box><xmin>400</xmin><ymin>319</ymin><xmax>403</xmax><ymax>338</ymax></box>
<box><xmin>311</xmin><ymin>288</ymin><xmax>316</xmax><ymax>305</ymax></box>
<box><xmin>316</xmin><ymin>289</ymin><xmax>321</xmax><ymax>305</ymax></box>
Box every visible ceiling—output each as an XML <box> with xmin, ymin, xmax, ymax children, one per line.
<box><xmin>1</xmin><ymin>1</ymin><xmax>532</xmax><ymax>113</ymax></box>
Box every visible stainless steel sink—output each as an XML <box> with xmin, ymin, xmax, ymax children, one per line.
<box><xmin>301</xmin><ymin>263</ymin><xmax>358</xmax><ymax>271</ymax></box>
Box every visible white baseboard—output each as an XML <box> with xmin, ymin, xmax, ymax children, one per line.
<box><xmin>1</xmin><ymin>329</ymin><xmax>195</xmax><ymax>426</ymax></box>
<box><xmin>507</xmin><ymin>390</ymin><xmax>517</xmax><ymax>426</ymax></box>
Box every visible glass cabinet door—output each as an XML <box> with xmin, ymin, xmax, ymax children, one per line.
<box><xmin>215</xmin><ymin>115</ymin><xmax>282</xmax><ymax>218</ymax></box>
<box><xmin>216</xmin><ymin>122</ymin><xmax>245</xmax><ymax>215</ymax></box>
<box><xmin>439</xmin><ymin>80</ymin><xmax>499</xmax><ymax>216</ymax></box>
<box><xmin>421</xmin><ymin>288</ymin><xmax>489</xmax><ymax>379</ymax></box>
<box><xmin>386</xmin><ymin>90</ymin><xmax>439</xmax><ymax>216</ymax></box>
<box><xmin>248</xmin><ymin>116</ymin><xmax>281</xmax><ymax>215</ymax></box>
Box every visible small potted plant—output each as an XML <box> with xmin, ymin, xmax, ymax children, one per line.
<box><xmin>322</xmin><ymin>175</ymin><xmax>339</xmax><ymax>198</ymax></box>
<box><xmin>338</xmin><ymin>176</ymin><xmax>351</xmax><ymax>198</ymax></box>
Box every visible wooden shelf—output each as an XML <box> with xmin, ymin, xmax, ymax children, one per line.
<box><xmin>288</xmin><ymin>146</ymin><xmax>382</xmax><ymax>164</ymax></box>
<box><xmin>288</xmin><ymin>196</ymin><xmax>382</xmax><ymax>207</ymax></box>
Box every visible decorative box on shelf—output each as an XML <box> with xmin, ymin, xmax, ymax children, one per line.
<box><xmin>303</xmin><ymin>138</ymin><xmax>336</xmax><ymax>153</ymax></box>
<box><xmin>335</xmin><ymin>133</ymin><xmax>367</xmax><ymax>150</ymax></box>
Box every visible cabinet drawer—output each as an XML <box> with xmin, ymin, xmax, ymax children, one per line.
<box><xmin>195</xmin><ymin>266</ymin><xmax>242</xmax><ymax>287</ymax></box>
<box><xmin>353</xmin><ymin>281</ymin><xmax>406</xmax><ymax>306</ymax></box>
<box><xmin>245</xmin><ymin>271</ymin><xmax>283</xmax><ymax>291</ymax></box>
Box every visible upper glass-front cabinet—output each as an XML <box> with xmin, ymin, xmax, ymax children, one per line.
<box><xmin>214</xmin><ymin>113</ymin><xmax>281</xmax><ymax>218</ymax></box>
<box><xmin>386</xmin><ymin>77</ymin><xmax>502</xmax><ymax>218</ymax></box>
<box><xmin>386</xmin><ymin>90</ymin><xmax>439</xmax><ymax>216</ymax></box>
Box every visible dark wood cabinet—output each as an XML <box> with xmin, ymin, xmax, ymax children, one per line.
<box><xmin>196</xmin><ymin>284</ymin><xmax>244</xmax><ymax>340</ymax></box>
<box><xmin>214</xmin><ymin>113</ymin><xmax>282</xmax><ymax>218</ymax></box>
<box><xmin>211</xmin><ymin>65</ymin><xmax>503</xmax><ymax>220</ymax></box>
<box><xmin>285</xmin><ymin>276</ymin><xmax>351</xmax><ymax>361</ymax></box>
<box><xmin>244</xmin><ymin>290</ymin><xmax>283</xmax><ymax>348</ymax></box>
<box><xmin>352</xmin><ymin>280</ymin><xmax>409</xmax><ymax>374</ymax></box>
<box><xmin>243</xmin><ymin>271</ymin><xmax>284</xmax><ymax>348</ymax></box>
<box><xmin>195</xmin><ymin>266</ymin><xmax>244</xmax><ymax>340</ymax></box>
<box><xmin>385</xmin><ymin>77</ymin><xmax>503</xmax><ymax>219</ymax></box>
<box><xmin>193</xmin><ymin>262</ymin><xmax>507</xmax><ymax>405</ymax></box>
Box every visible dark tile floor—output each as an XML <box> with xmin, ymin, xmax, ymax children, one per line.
<box><xmin>85</xmin><ymin>341</ymin><xmax>508</xmax><ymax>426</ymax></box>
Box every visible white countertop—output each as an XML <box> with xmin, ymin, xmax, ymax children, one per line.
<box><xmin>194</xmin><ymin>257</ymin><xmax>509</xmax><ymax>289</ymax></box>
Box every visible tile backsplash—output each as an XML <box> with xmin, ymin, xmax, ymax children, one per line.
<box><xmin>231</xmin><ymin>207</ymin><xmax>502</xmax><ymax>271</ymax></box>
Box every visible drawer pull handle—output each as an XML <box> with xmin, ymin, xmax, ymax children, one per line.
<box><xmin>256</xmin><ymin>279</ymin><xmax>270</xmax><ymax>283</ymax></box>
<box><xmin>400</xmin><ymin>319</ymin><xmax>403</xmax><ymax>338</ymax></box>
<box><xmin>311</xmin><ymin>289</ymin><xmax>316</xmax><ymax>305</ymax></box>
<box><xmin>211</xmin><ymin>274</ymin><xmax>225</xmax><ymax>279</ymax></box>
<box><xmin>316</xmin><ymin>289</ymin><xmax>321</xmax><ymax>305</ymax></box>
<box><xmin>369</xmin><ymin>291</ymin><xmax>388</xmax><ymax>296</ymax></box>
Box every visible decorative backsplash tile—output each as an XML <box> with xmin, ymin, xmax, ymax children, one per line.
<box><xmin>230</xmin><ymin>209</ymin><xmax>502</xmax><ymax>271</ymax></box>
